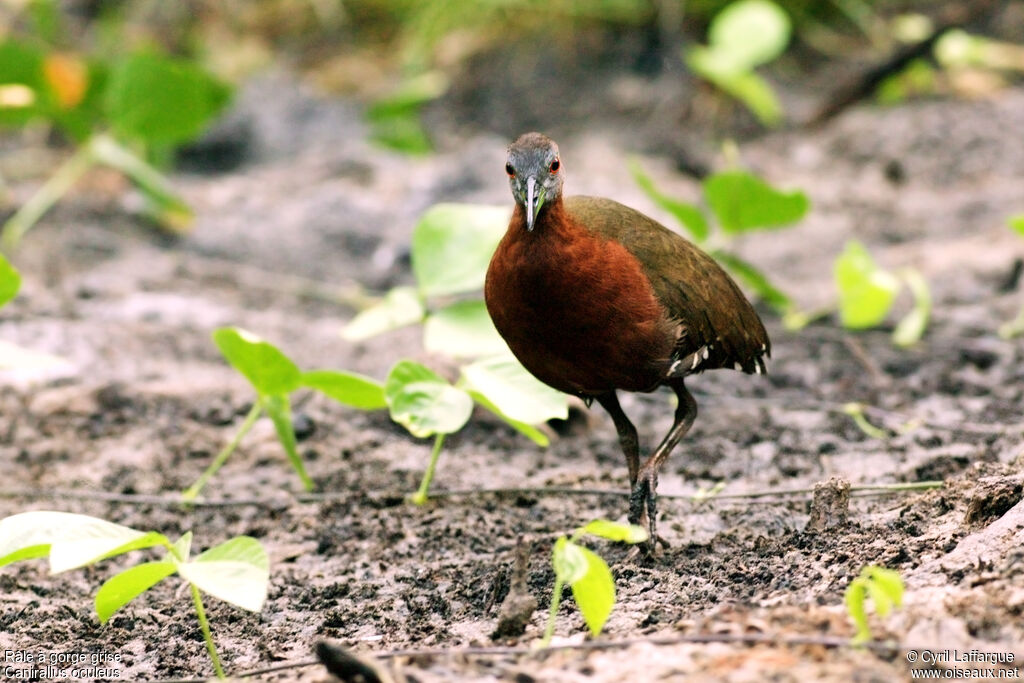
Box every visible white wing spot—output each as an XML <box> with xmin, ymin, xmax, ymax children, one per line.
<box><xmin>691</xmin><ymin>352</ymin><xmax>700</xmax><ymax>370</ymax></box>
<box><xmin>754</xmin><ymin>364</ymin><xmax>762</xmax><ymax>375</ymax></box>
<box><xmin>668</xmin><ymin>359</ymin><xmax>681</xmax><ymax>376</ymax></box>
<box><xmin>733</xmin><ymin>362</ymin><xmax>741</xmax><ymax>371</ymax></box>
<box><xmin>702</xmin><ymin>347</ymin><xmax>709</xmax><ymax>360</ymax></box>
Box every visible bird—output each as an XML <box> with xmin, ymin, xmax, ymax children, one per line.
<box><xmin>484</xmin><ymin>132</ymin><xmax>770</xmax><ymax>553</ymax></box>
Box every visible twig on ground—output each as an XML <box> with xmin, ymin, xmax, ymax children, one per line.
<box><xmin>145</xmin><ymin>631</ymin><xmax>908</xmax><ymax>683</ymax></box>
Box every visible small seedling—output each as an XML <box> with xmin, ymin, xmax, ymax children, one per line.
<box><xmin>845</xmin><ymin>565</ymin><xmax>904</xmax><ymax>644</ymax></box>
<box><xmin>542</xmin><ymin>520</ymin><xmax>648</xmax><ymax>646</ymax></box>
<box><xmin>834</xmin><ymin>240</ymin><xmax>931</xmax><ymax>346</ymax></box>
<box><xmin>0</xmin><ymin>19</ymin><xmax>231</xmax><ymax>247</ymax></box>
<box><xmin>385</xmin><ymin>357</ymin><xmax>567</xmax><ymax>504</ymax></box>
<box><xmin>185</xmin><ymin>327</ymin><xmax>387</xmax><ymax>499</ymax></box>
<box><xmin>1000</xmin><ymin>215</ymin><xmax>1024</xmax><ymax>339</ymax></box>
<box><xmin>630</xmin><ymin>158</ymin><xmax>808</xmax><ymax>316</ymax></box>
<box><xmin>0</xmin><ymin>254</ymin><xmax>20</xmax><ymax>309</ymax></box>
<box><xmin>0</xmin><ymin>511</ymin><xmax>269</xmax><ymax>679</ymax></box>
<box><xmin>685</xmin><ymin>0</ymin><xmax>792</xmax><ymax>126</ymax></box>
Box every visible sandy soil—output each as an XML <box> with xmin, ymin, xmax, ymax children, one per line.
<box><xmin>1</xmin><ymin>67</ymin><xmax>1023</xmax><ymax>682</ymax></box>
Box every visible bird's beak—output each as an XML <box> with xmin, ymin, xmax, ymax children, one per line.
<box><xmin>525</xmin><ymin>176</ymin><xmax>545</xmax><ymax>231</ymax></box>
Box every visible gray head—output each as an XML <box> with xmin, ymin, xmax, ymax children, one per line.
<box><xmin>505</xmin><ymin>132</ymin><xmax>563</xmax><ymax>231</ymax></box>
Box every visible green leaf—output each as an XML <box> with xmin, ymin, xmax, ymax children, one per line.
<box><xmin>411</xmin><ymin>204</ymin><xmax>509</xmax><ymax>297</ymax></box>
<box><xmin>95</xmin><ymin>561</ymin><xmax>176</xmax><ymax>624</ymax></box>
<box><xmin>865</xmin><ymin>566</ymin><xmax>904</xmax><ymax>609</ymax></box>
<box><xmin>845</xmin><ymin>578</ymin><xmax>871</xmax><ymax>644</ymax></box>
<box><xmin>569</xmin><ymin>545</ymin><xmax>616</xmax><ymax>637</ymax></box>
<box><xmin>0</xmin><ymin>40</ymin><xmax>46</xmax><ymax>128</ymax></box>
<box><xmin>865</xmin><ymin>577</ymin><xmax>894</xmax><ymax>617</ymax></box>
<box><xmin>105</xmin><ymin>53</ymin><xmax>231</xmax><ymax>145</ymax></box>
<box><xmin>341</xmin><ymin>286</ymin><xmax>425</xmax><ymax>341</ymax></box>
<box><xmin>628</xmin><ymin>160</ymin><xmax>709</xmax><ymax>241</ymax></box>
<box><xmin>460</xmin><ymin>355</ymin><xmax>568</xmax><ymax>425</ymax></box>
<box><xmin>371</xmin><ymin>114</ymin><xmax>432</xmax><ymax>155</ymax></box>
<box><xmin>300</xmin><ymin>370</ymin><xmax>387</xmax><ymax>410</ymax></box>
<box><xmin>0</xmin><ymin>254</ymin><xmax>21</xmax><ymax>308</ymax></box>
<box><xmin>367</xmin><ymin>72</ymin><xmax>447</xmax><ymax>156</ymax></box>
<box><xmin>385</xmin><ymin>361</ymin><xmax>473</xmax><ymax>438</ymax></box>
<box><xmin>212</xmin><ymin>327</ymin><xmax>301</xmax><ymax>397</ymax></box>
<box><xmin>177</xmin><ymin>536</ymin><xmax>269</xmax><ymax>612</ymax></box>
<box><xmin>703</xmin><ymin>171</ymin><xmax>809</xmax><ymax>233</ymax></box>
<box><xmin>834</xmin><ymin>241</ymin><xmax>900</xmax><ymax>329</ymax></box>
<box><xmin>1009</xmin><ymin>214</ymin><xmax>1024</xmax><ymax>236</ymax></box>
<box><xmin>551</xmin><ymin>537</ymin><xmax>588</xmax><ymax>585</ymax></box>
<box><xmin>707</xmin><ymin>0</ymin><xmax>791</xmax><ymax>69</ymax></box>
<box><xmin>467</xmin><ymin>390</ymin><xmax>549</xmax><ymax>447</ymax></box>
<box><xmin>0</xmin><ymin>511</ymin><xmax>166</xmax><ymax>573</ymax></box>
<box><xmin>263</xmin><ymin>393</ymin><xmax>314</xmax><ymax>491</ymax></box>
<box><xmin>711</xmin><ymin>249</ymin><xmax>791</xmax><ymax>311</ymax></box>
<box><xmin>892</xmin><ymin>268</ymin><xmax>931</xmax><ymax>347</ymax></box>
<box><xmin>423</xmin><ymin>299</ymin><xmax>508</xmax><ymax>358</ymax></box>
<box><xmin>578</xmin><ymin>520</ymin><xmax>648</xmax><ymax>544</ymax></box>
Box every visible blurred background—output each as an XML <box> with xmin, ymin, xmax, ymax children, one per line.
<box><xmin>3</xmin><ymin>0</ymin><xmax>1023</xmax><ymax>183</ymax></box>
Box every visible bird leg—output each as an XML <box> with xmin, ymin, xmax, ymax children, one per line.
<box><xmin>595</xmin><ymin>392</ymin><xmax>640</xmax><ymax>487</ymax></box>
<box><xmin>630</xmin><ymin>381</ymin><xmax>698</xmax><ymax>552</ymax></box>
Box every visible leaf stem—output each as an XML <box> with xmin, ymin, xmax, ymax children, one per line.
<box><xmin>541</xmin><ymin>579</ymin><xmax>565</xmax><ymax>648</ymax></box>
<box><xmin>409</xmin><ymin>433</ymin><xmax>445</xmax><ymax>505</ymax></box>
<box><xmin>183</xmin><ymin>402</ymin><xmax>263</xmax><ymax>501</ymax></box>
<box><xmin>1</xmin><ymin>143</ymin><xmax>95</xmax><ymax>250</ymax></box>
<box><xmin>190</xmin><ymin>583</ymin><xmax>225</xmax><ymax>679</ymax></box>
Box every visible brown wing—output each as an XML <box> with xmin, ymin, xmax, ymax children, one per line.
<box><xmin>564</xmin><ymin>195</ymin><xmax>770</xmax><ymax>375</ymax></box>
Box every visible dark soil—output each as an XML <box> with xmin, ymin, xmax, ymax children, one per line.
<box><xmin>2</xmin><ymin>65</ymin><xmax>1023</xmax><ymax>682</ymax></box>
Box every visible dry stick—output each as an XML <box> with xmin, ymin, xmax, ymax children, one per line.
<box><xmin>0</xmin><ymin>481</ymin><xmax>943</xmax><ymax>509</ymax></box>
<box><xmin>146</xmin><ymin>631</ymin><xmax>909</xmax><ymax>683</ymax></box>
<box><xmin>807</xmin><ymin>0</ymin><xmax>1000</xmax><ymax>127</ymax></box>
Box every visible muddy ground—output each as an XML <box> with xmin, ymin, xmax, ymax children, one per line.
<box><xmin>1</xmin><ymin>60</ymin><xmax>1024</xmax><ymax>682</ymax></box>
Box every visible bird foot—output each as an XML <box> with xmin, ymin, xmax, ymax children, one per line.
<box><xmin>628</xmin><ymin>469</ymin><xmax>667</xmax><ymax>556</ymax></box>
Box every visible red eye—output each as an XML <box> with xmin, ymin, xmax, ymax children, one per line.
<box><xmin>505</xmin><ymin>162</ymin><xmax>515</xmax><ymax>177</ymax></box>
<box><xmin>549</xmin><ymin>159</ymin><xmax>560</xmax><ymax>173</ymax></box>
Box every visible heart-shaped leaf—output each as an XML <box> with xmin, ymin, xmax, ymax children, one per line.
<box><xmin>834</xmin><ymin>241</ymin><xmax>900</xmax><ymax>329</ymax></box>
<box><xmin>703</xmin><ymin>170</ymin><xmax>809</xmax><ymax>233</ymax></box>
<box><xmin>0</xmin><ymin>511</ymin><xmax>167</xmax><ymax>573</ymax></box>
<box><xmin>707</xmin><ymin>0</ymin><xmax>791</xmax><ymax>70</ymax></box>
<box><xmin>460</xmin><ymin>355</ymin><xmax>567</xmax><ymax>425</ymax></box>
<box><xmin>412</xmin><ymin>204</ymin><xmax>508</xmax><ymax>297</ymax></box>
<box><xmin>569</xmin><ymin>545</ymin><xmax>616</xmax><ymax>637</ymax></box>
<box><xmin>385</xmin><ymin>361</ymin><xmax>472</xmax><ymax>438</ymax></box>
<box><xmin>106</xmin><ymin>53</ymin><xmax>230</xmax><ymax>145</ymax></box>
<box><xmin>213</xmin><ymin>327</ymin><xmax>301</xmax><ymax>397</ymax></box>
<box><xmin>176</xmin><ymin>536</ymin><xmax>269</xmax><ymax>612</ymax></box>
<box><xmin>423</xmin><ymin>300</ymin><xmax>508</xmax><ymax>358</ymax></box>
<box><xmin>342</xmin><ymin>286</ymin><xmax>425</xmax><ymax>341</ymax></box>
